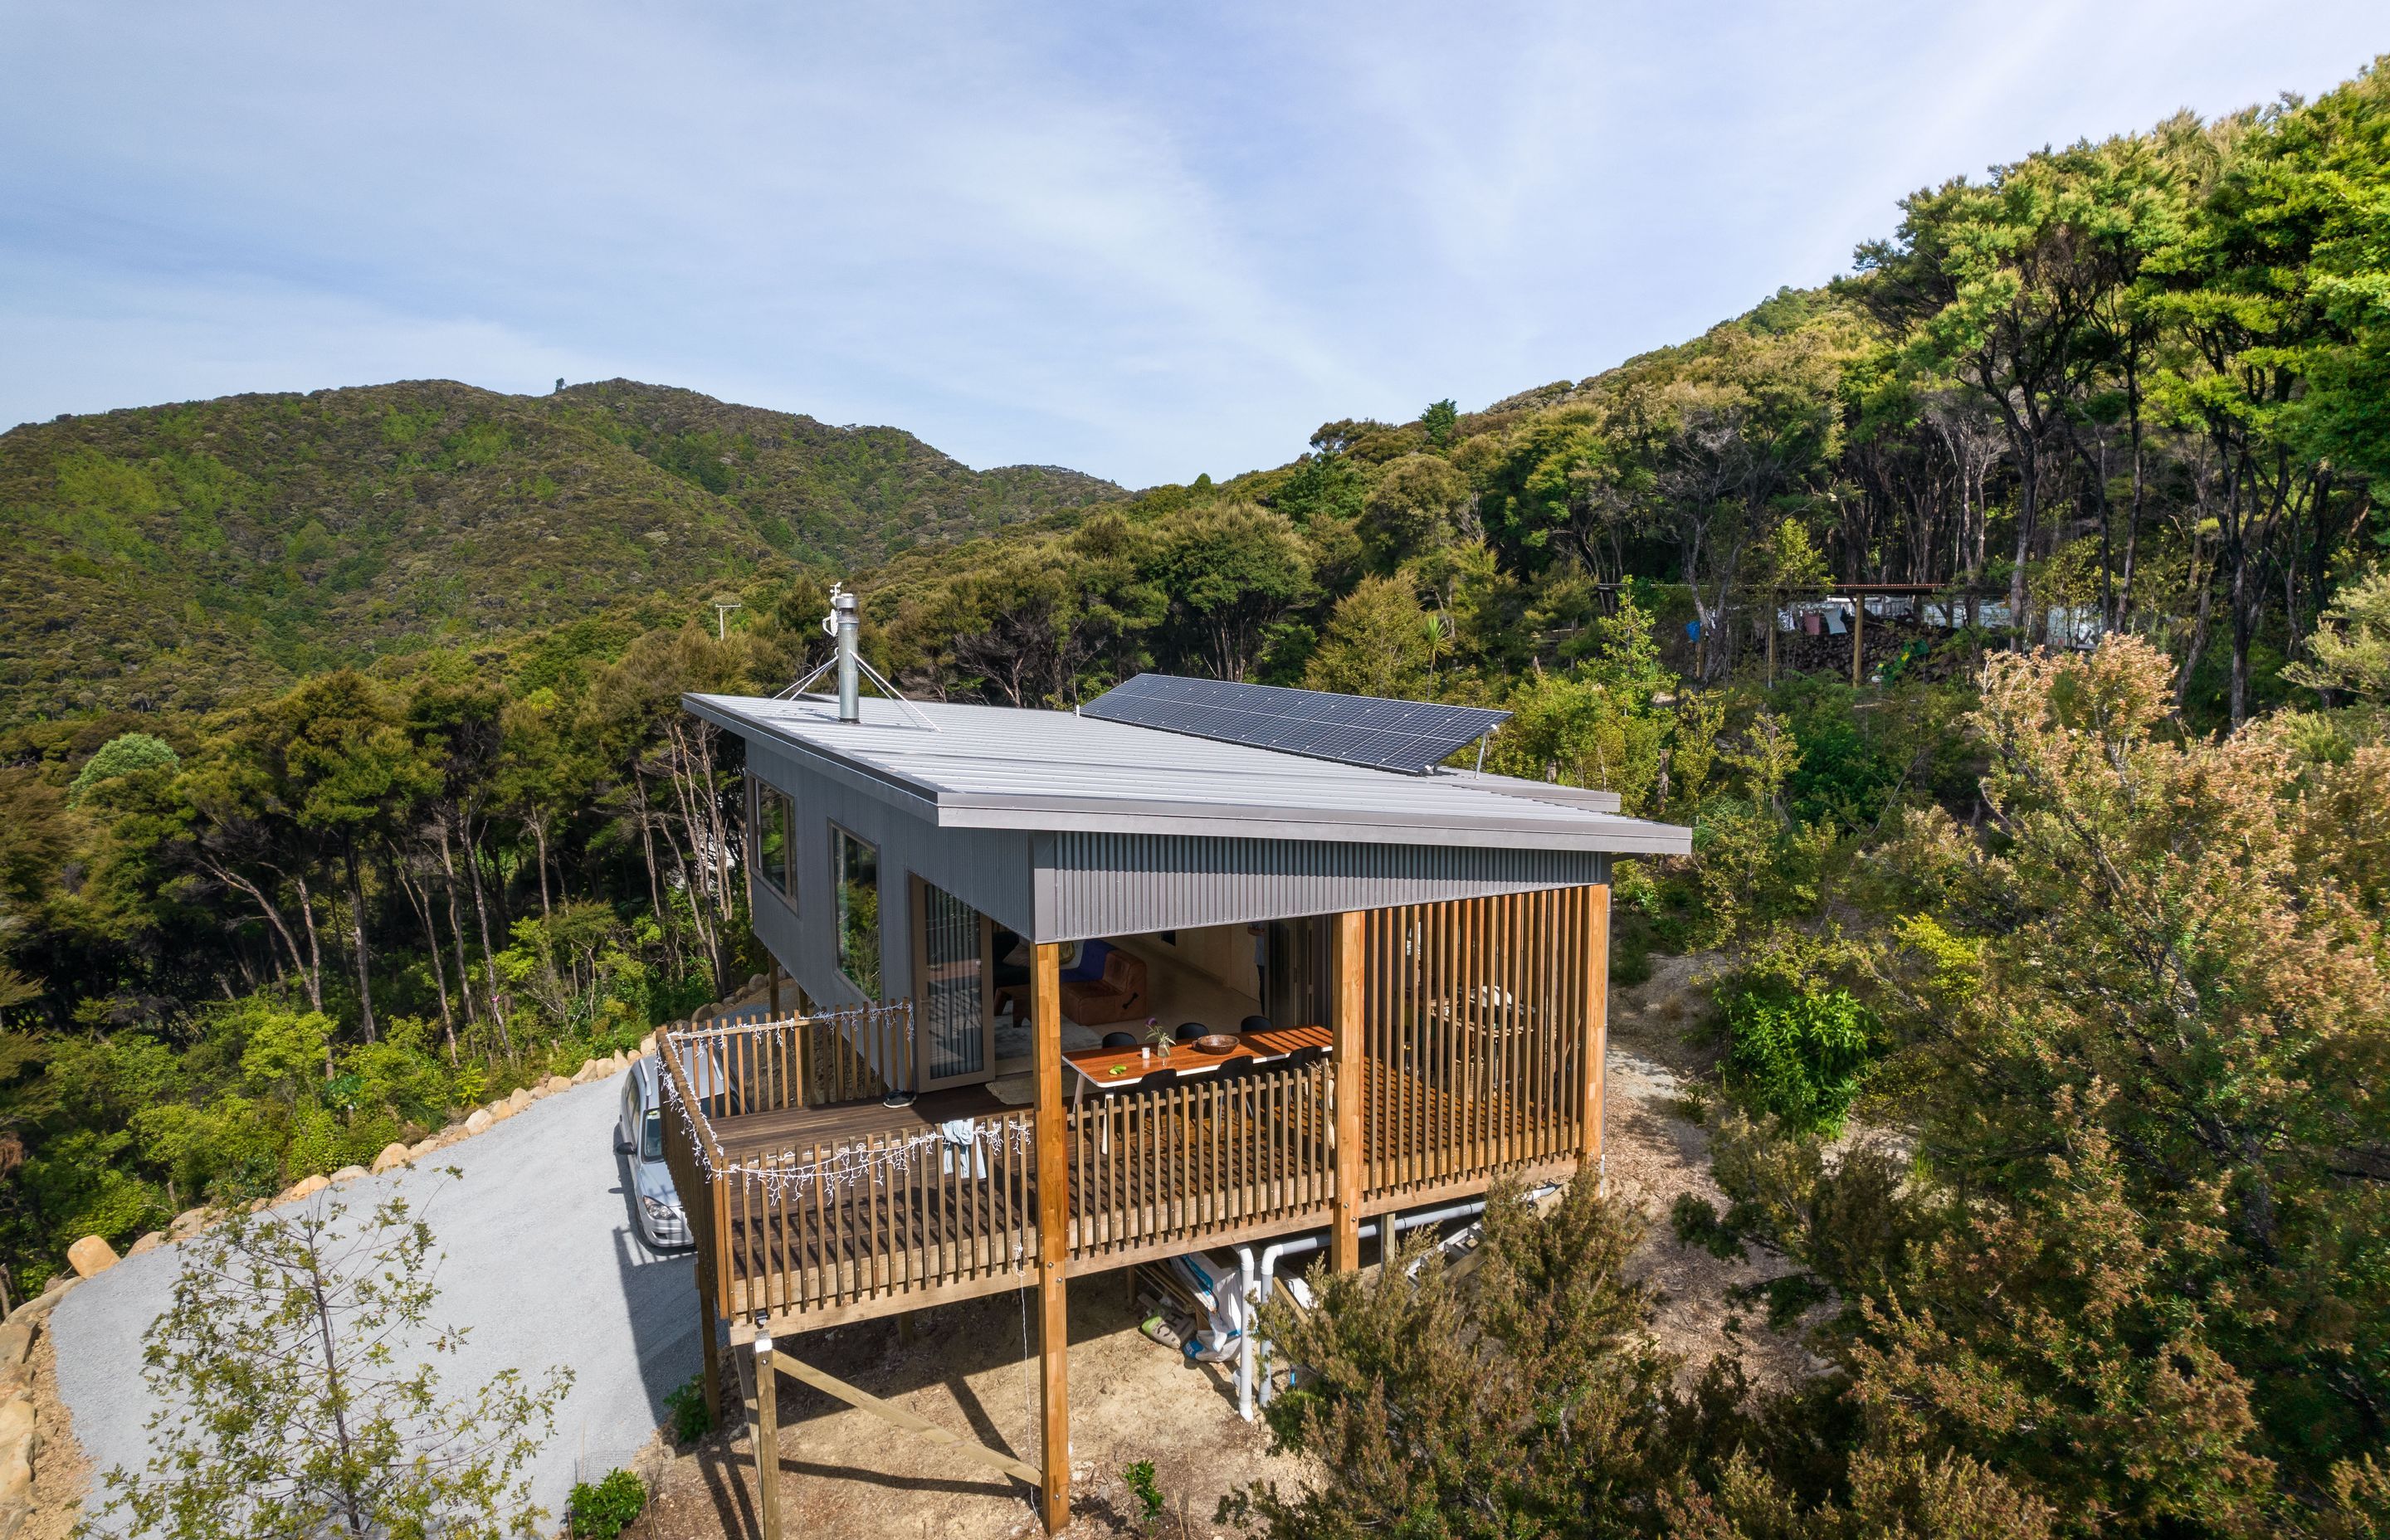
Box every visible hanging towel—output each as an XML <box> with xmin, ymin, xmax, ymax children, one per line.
<box><xmin>939</xmin><ymin>1118</ymin><xmax>988</xmax><ymax>1177</ymax></box>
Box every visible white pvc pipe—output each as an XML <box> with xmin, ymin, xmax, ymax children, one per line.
<box><xmin>1239</xmin><ymin>1198</ymin><xmax>1488</xmax><ymax>1417</ymax></box>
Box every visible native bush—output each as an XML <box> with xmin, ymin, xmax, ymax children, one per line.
<box><xmin>1718</xmin><ymin>979</ymin><xmax>1875</xmax><ymax>1135</ymax></box>
<box><xmin>568</xmin><ymin>1469</ymin><xmax>646</xmax><ymax>1538</ymax></box>
<box><xmin>664</xmin><ymin>1373</ymin><xmax>714</xmax><ymax>1444</ymax></box>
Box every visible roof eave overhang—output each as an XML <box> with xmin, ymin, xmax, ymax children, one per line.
<box><xmin>685</xmin><ymin>693</ymin><xmax>1695</xmax><ymax>857</ymax></box>
<box><xmin>931</xmin><ymin>796</ymin><xmax>1690</xmax><ymax>855</ymax></box>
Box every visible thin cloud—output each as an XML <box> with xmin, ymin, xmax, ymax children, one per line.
<box><xmin>0</xmin><ymin>0</ymin><xmax>2379</xmax><ymax>487</ymax></box>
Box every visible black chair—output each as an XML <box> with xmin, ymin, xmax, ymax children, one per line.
<box><xmin>1212</xmin><ymin>1057</ymin><xmax>1256</xmax><ymax>1084</ymax></box>
<box><xmin>1240</xmin><ymin>1014</ymin><xmax>1272</xmax><ymax>1035</ymax></box>
<box><xmin>1135</xmin><ymin>1066</ymin><xmax>1178</xmax><ymax>1091</ymax></box>
<box><xmin>1280</xmin><ymin>1045</ymin><xmax>1325</xmax><ymax>1073</ymax></box>
<box><xmin>1101</xmin><ymin>1031</ymin><xmax>1139</xmax><ymax>1049</ymax></box>
<box><xmin>1173</xmin><ymin>1021</ymin><xmax>1205</xmax><ymax>1043</ymax></box>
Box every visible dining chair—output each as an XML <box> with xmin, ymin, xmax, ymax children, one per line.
<box><xmin>1240</xmin><ymin>1014</ymin><xmax>1271</xmax><ymax>1035</ymax></box>
<box><xmin>1172</xmin><ymin>1022</ymin><xmax>1205</xmax><ymax>1043</ymax></box>
<box><xmin>1101</xmin><ymin>1031</ymin><xmax>1138</xmax><ymax>1049</ymax></box>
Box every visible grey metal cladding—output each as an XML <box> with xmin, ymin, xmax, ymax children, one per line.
<box><xmin>1045</xmin><ymin>832</ymin><xmax>1610</xmax><ymax>942</ymax></box>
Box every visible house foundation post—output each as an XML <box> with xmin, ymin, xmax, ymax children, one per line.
<box><xmin>1032</xmin><ymin>941</ymin><xmax>1071</xmax><ymax>1533</ymax></box>
<box><xmin>754</xmin><ymin>1331</ymin><xmax>782</xmax><ymax>1540</ymax></box>
<box><xmin>1330</xmin><ymin>910</ymin><xmax>1365</xmax><ymax>1273</ymax></box>
<box><xmin>697</xmin><ymin>1267</ymin><xmax>720</xmax><ymax>1416</ymax></box>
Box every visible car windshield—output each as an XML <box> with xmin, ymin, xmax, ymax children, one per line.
<box><xmin>641</xmin><ymin>1108</ymin><xmax>665</xmax><ymax>1162</ymax></box>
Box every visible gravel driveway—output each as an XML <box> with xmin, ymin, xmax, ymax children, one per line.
<box><xmin>49</xmin><ymin>1068</ymin><xmax>699</xmax><ymax>1533</ymax></box>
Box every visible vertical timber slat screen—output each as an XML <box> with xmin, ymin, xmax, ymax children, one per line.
<box><xmin>1065</xmin><ymin>1058</ymin><xmax>1333</xmax><ymax>1262</ymax></box>
<box><xmin>1359</xmin><ymin>889</ymin><xmax>1593</xmax><ymax>1205</ymax></box>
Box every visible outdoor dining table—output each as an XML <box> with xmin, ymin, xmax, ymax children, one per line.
<box><xmin>1062</xmin><ymin>1022</ymin><xmax>1332</xmax><ymax>1114</ymax></box>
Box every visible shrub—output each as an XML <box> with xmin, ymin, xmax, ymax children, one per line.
<box><xmin>568</xmin><ymin>1468</ymin><xmax>646</xmax><ymax>1538</ymax></box>
<box><xmin>1121</xmin><ymin>1460</ymin><xmax>1165</xmax><ymax>1530</ymax></box>
<box><xmin>1720</xmin><ymin>981</ymin><xmax>1875</xmax><ymax>1134</ymax></box>
<box><xmin>664</xmin><ymin>1373</ymin><xmax>713</xmax><ymax>1444</ymax></box>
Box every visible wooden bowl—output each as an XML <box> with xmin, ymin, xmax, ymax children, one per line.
<box><xmin>1193</xmin><ymin>1033</ymin><xmax>1240</xmax><ymax>1055</ymax></box>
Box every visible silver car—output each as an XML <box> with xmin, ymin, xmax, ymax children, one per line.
<box><xmin>616</xmin><ymin>1056</ymin><xmax>695</xmax><ymax>1250</ymax></box>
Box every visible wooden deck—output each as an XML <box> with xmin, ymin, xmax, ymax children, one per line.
<box><xmin>715</xmin><ymin>1084</ymin><xmax>1007</xmax><ymax>1153</ymax></box>
<box><xmin>664</xmin><ymin>887</ymin><xmax>1607</xmax><ymax>1339</ymax></box>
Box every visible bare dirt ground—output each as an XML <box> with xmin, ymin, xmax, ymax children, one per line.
<box><xmin>632</xmin><ymin>1277</ymin><xmax>1301</xmax><ymax>1540</ymax></box>
<box><xmin>17</xmin><ymin>1308</ymin><xmax>95</xmax><ymax>1540</ymax></box>
<box><xmin>1602</xmin><ymin>951</ymin><xmax>1825</xmax><ymax>1394</ymax></box>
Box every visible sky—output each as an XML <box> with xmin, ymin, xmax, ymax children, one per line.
<box><xmin>2</xmin><ymin>3</ymin><xmax>2383</xmax><ymax>489</ymax></box>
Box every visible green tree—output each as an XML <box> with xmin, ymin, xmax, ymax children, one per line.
<box><xmin>249</xmin><ymin>674</ymin><xmax>441</xmax><ymax>1042</ymax></box>
<box><xmin>1227</xmin><ymin>1173</ymin><xmax>1695</xmax><ymax>1540</ymax></box>
<box><xmin>1422</xmin><ymin>397</ymin><xmax>1460</xmax><ymax>446</ymax></box>
<box><xmin>1302</xmin><ymin>577</ymin><xmax>1436</xmax><ymax>699</ymax></box>
<box><xmin>1358</xmin><ymin>454</ymin><xmax>1473</xmax><ymax>572</ymax></box>
<box><xmin>100</xmin><ymin>1191</ymin><xmax>570</xmax><ymax>1539</ymax></box>
<box><xmin>1149</xmin><ymin>503</ymin><xmax>1313</xmax><ymax>680</ymax></box>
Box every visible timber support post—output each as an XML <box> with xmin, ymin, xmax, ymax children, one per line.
<box><xmin>1580</xmin><ymin>885</ymin><xmax>1611</xmax><ymax>1178</ymax></box>
<box><xmin>1032</xmin><ymin>941</ymin><xmax>1071</xmax><ymax>1532</ymax></box>
<box><xmin>1851</xmin><ymin>596</ymin><xmax>1865</xmax><ymax>686</ymax></box>
<box><xmin>1330</xmin><ymin>909</ymin><xmax>1365</xmax><ymax>1272</ymax></box>
<box><xmin>754</xmin><ymin>1329</ymin><xmax>782</xmax><ymax>1540</ymax></box>
<box><xmin>697</xmin><ymin>1273</ymin><xmax>720</xmax><ymax>1420</ymax></box>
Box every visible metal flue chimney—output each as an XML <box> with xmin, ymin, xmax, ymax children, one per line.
<box><xmin>832</xmin><ymin>585</ymin><xmax>861</xmax><ymax>723</ymax></box>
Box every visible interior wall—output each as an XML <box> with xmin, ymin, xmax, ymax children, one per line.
<box><xmin>1134</xmin><ymin>922</ymin><xmax>1259</xmax><ymax>998</ymax></box>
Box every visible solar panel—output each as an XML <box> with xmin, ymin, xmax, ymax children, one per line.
<box><xmin>1080</xmin><ymin>674</ymin><xmax>1510</xmax><ymax>776</ymax></box>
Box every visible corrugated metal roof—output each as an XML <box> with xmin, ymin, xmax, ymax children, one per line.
<box><xmin>685</xmin><ymin>692</ymin><xmax>1690</xmax><ymax>856</ymax></box>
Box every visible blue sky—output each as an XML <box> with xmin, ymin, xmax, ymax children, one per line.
<box><xmin>2</xmin><ymin>3</ymin><xmax>2381</xmax><ymax>489</ymax></box>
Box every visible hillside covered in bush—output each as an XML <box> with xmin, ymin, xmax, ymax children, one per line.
<box><xmin>0</xmin><ymin>378</ymin><xmax>1120</xmax><ymax>719</ymax></box>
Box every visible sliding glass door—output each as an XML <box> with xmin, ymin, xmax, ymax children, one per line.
<box><xmin>913</xmin><ymin>878</ymin><xmax>996</xmax><ymax>1089</ymax></box>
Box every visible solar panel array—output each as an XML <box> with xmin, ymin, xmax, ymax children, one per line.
<box><xmin>1081</xmin><ymin>674</ymin><xmax>1510</xmax><ymax>776</ymax></box>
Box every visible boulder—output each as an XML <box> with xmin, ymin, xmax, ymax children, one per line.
<box><xmin>573</xmin><ymin>1059</ymin><xmax>605</xmax><ymax>1084</ymax></box>
<box><xmin>126</xmin><ymin>1231</ymin><xmax>165</xmax><ymax>1256</ymax></box>
<box><xmin>371</xmin><ymin>1142</ymin><xmax>412</xmax><ymax>1175</ymax></box>
<box><xmin>278</xmin><ymin>1174</ymin><xmax>329</xmax><ymax>1205</ymax></box>
<box><xmin>0</xmin><ymin>1417</ymin><xmax>29</xmax><ymax>1508</ymax></box>
<box><xmin>542</xmin><ymin>1074</ymin><xmax>573</xmax><ymax>1095</ymax></box>
<box><xmin>0</xmin><ymin>1325</ymin><xmax>32</xmax><ymax>1370</ymax></box>
<box><xmin>66</xmin><ymin>1235</ymin><xmax>120</xmax><ymax>1279</ymax></box>
<box><xmin>169</xmin><ymin>1206</ymin><xmax>211</xmax><ymax>1239</ymax></box>
<box><xmin>330</xmin><ymin>1165</ymin><xmax>369</xmax><ymax>1185</ymax></box>
<box><xmin>505</xmin><ymin>1088</ymin><xmax>533</xmax><ymax>1114</ymax></box>
<box><xmin>463</xmin><ymin>1109</ymin><xmax>495</xmax><ymax>1136</ymax></box>
<box><xmin>608</xmin><ymin>1050</ymin><xmax>629</xmax><ymax>1070</ymax></box>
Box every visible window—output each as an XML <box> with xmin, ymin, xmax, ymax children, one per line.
<box><xmin>640</xmin><ymin>1108</ymin><xmax>664</xmax><ymax>1162</ymax></box>
<box><xmin>754</xmin><ymin>782</ymin><xmax>794</xmax><ymax>902</ymax></box>
<box><xmin>833</xmin><ymin>826</ymin><xmax>880</xmax><ymax>997</ymax></box>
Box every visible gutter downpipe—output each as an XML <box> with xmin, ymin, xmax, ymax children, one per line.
<box><xmin>1234</xmin><ymin>1197</ymin><xmax>1489</xmax><ymax>1421</ymax></box>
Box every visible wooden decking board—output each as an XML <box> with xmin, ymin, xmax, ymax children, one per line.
<box><xmin>714</xmin><ymin>1084</ymin><xmax>1009</xmax><ymax>1153</ymax></box>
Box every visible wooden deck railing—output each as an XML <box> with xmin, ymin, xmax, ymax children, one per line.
<box><xmin>1066</xmin><ymin>1057</ymin><xmax>1334</xmax><ymax>1262</ymax></box>
<box><xmin>1358</xmin><ymin>888</ymin><xmax>1597</xmax><ymax>1203</ymax></box>
<box><xmin>713</xmin><ymin>1110</ymin><xmax>1036</xmax><ymax>1319</ymax></box>
<box><xmin>665</xmin><ymin>884</ymin><xmax>1603</xmax><ymax>1330</ymax></box>
<box><xmin>682</xmin><ymin>1002</ymin><xmax>915</xmax><ymax>1114</ymax></box>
